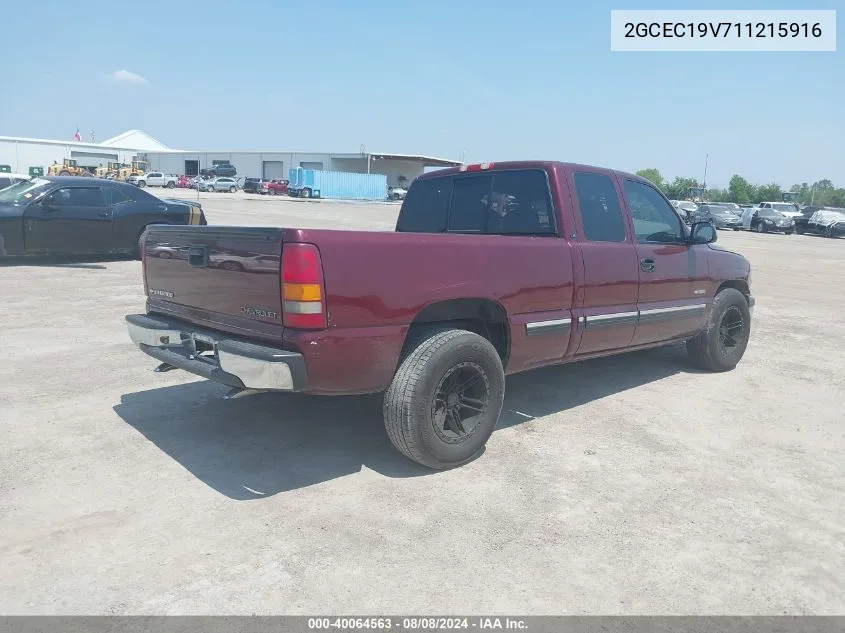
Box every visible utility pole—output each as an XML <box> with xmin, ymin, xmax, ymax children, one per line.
<box><xmin>702</xmin><ymin>154</ymin><xmax>709</xmax><ymax>190</ymax></box>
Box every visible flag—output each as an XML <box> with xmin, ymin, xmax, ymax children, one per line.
<box><xmin>74</xmin><ymin>128</ymin><xmax>81</xmax><ymax>142</ymax></box>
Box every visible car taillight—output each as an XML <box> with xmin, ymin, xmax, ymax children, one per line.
<box><xmin>281</xmin><ymin>243</ymin><xmax>327</xmax><ymax>329</ymax></box>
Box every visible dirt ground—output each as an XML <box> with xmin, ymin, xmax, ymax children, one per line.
<box><xmin>1</xmin><ymin>193</ymin><xmax>843</xmax><ymax>615</ymax></box>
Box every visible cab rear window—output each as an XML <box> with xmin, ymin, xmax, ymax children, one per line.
<box><xmin>397</xmin><ymin>169</ymin><xmax>556</xmax><ymax>236</ymax></box>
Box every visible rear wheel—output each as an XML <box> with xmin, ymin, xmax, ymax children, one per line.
<box><xmin>60</xmin><ymin>170</ymin><xmax>70</xmax><ymax>176</ymax></box>
<box><xmin>383</xmin><ymin>328</ymin><xmax>505</xmax><ymax>470</ymax></box>
<box><xmin>301</xmin><ymin>188</ymin><xmax>312</xmax><ymax>199</ymax></box>
<box><xmin>754</xmin><ymin>223</ymin><xmax>765</xmax><ymax>233</ymax></box>
<box><xmin>795</xmin><ymin>224</ymin><xmax>805</xmax><ymax>235</ymax></box>
<box><xmin>229</xmin><ymin>186</ymin><xmax>237</xmax><ymax>193</ymax></box>
<box><xmin>268</xmin><ymin>189</ymin><xmax>276</xmax><ymax>196</ymax></box>
<box><xmin>219</xmin><ymin>260</ymin><xmax>243</xmax><ymax>271</ymax></box>
<box><xmin>687</xmin><ymin>288</ymin><xmax>751</xmax><ymax>372</ymax></box>
<box><xmin>206</xmin><ymin>186</ymin><xmax>215</xmax><ymax>193</ymax></box>
<box><xmin>167</xmin><ymin>181</ymin><xmax>176</xmax><ymax>188</ymax></box>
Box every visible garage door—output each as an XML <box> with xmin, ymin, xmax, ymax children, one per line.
<box><xmin>300</xmin><ymin>161</ymin><xmax>324</xmax><ymax>171</ymax></box>
<box><xmin>262</xmin><ymin>161</ymin><xmax>285</xmax><ymax>179</ymax></box>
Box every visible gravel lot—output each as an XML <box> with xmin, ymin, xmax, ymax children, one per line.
<box><xmin>1</xmin><ymin>193</ymin><xmax>843</xmax><ymax>615</ymax></box>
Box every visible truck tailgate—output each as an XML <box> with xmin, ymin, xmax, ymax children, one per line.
<box><xmin>142</xmin><ymin>225</ymin><xmax>285</xmax><ymax>342</ymax></box>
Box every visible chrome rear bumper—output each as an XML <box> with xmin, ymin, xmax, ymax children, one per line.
<box><xmin>125</xmin><ymin>314</ymin><xmax>306</xmax><ymax>391</ymax></box>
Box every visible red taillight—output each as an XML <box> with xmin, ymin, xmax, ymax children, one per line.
<box><xmin>281</xmin><ymin>243</ymin><xmax>327</xmax><ymax>329</ymax></box>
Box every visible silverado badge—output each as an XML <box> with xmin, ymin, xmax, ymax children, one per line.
<box><xmin>149</xmin><ymin>289</ymin><xmax>175</xmax><ymax>299</ymax></box>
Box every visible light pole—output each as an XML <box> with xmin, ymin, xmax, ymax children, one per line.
<box><xmin>702</xmin><ymin>153</ymin><xmax>709</xmax><ymax>192</ymax></box>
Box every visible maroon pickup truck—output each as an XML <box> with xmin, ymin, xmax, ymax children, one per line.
<box><xmin>126</xmin><ymin>161</ymin><xmax>754</xmax><ymax>469</ymax></box>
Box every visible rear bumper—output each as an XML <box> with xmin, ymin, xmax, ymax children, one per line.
<box><xmin>125</xmin><ymin>314</ymin><xmax>307</xmax><ymax>391</ymax></box>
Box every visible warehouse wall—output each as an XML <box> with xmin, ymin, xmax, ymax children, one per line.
<box><xmin>330</xmin><ymin>158</ymin><xmax>425</xmax><ymax>187</ymax></box>
<box><xmin>0</xmin><ymin>139</ymin><xmax>138</xmax><ymax>174</ymax></box>
<box><xmin>141</xmin><ymin>152</ymin><xmax>336</xmax><ymax>179</ymax></box>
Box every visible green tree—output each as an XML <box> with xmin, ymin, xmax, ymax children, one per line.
<box><xmin>754</xmin><ymin>183</ymin><xmax>783</xmax><ymax>203</ymax></box>
<box><xmin>635</xmin><ymin>168</ymin><xmax>664</xmax><ymax>190</ymax></box>
<box><xmin>664</xmin><ymin>177</ymin><xmax>700</xmax><ymax>200</ymax></box>
<box><xmin>728</xmin><ymin>175</ymin><xmax>753</xmax><ymax>203</ymax></box>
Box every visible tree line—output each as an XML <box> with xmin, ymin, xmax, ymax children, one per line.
<box><xmin>634</xmin><ymin>168</ymin><xmax>845</xmax><ymax>208</ymax></box>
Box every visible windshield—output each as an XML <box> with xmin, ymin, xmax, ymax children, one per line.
<box><xmin>709</xmin><ymin>207</ymin><xmax>733</xmax><ymax>216</ymax></box>
<box><xmin>0</xmin><ymin>178</ymin><xmax>50</xmax><ymax>205</ymax></box>
<box><xmin>757</xmin><ymin>208</ymin><xmax>783</xmax><ymax>218</ymax></box>
<box><xmin>773</xmin><ymin>203</ymin><xmax>796</xmax><ymax>212</ymax></box>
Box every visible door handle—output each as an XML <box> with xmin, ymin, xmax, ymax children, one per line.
<box><xmin>640</xmin><ymin>258</ymin><xmax>656</xmax><ymax>272</ymax></box>
<box><xmin>98</xmin><ymin>211</ymin><xmax>111</xmax><ymax>218</ymax></box>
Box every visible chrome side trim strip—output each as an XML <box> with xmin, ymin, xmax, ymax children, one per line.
<box><xmin>638</xmin><ymin>303</ymin><xmax>707</xmax><ymax>323</ymax></box>
<box><xmin>584</xmin><ymin>311</ymin><xmax>639</xmax><ymax>328</ymax></box>
<box><xmin>639</xmin><ymin>303</ymin><xmax>707</xmax><ymax>316</ymax></box>
<box><xmin>526</xmin><ymin>317</ymin><xmax>571</xmax><ymax>336</ymax></box>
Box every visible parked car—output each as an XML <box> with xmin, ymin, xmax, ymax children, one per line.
<box><xmin>740</xmin><ymin>206</ymin><xmax>795</xmax><ymax>234</ymax></box>
<box><xmin>388</xmin><ymin>186</ymin><xmax>408</xmax><ymax>201</ymax></box>
<box><xmin>706</xmin><ymin>202</ymin><xmax>743</xmax><ymax>216</ymax></box>
<box><xmin>126</xmin><ymin>160</ymin><xmax>754</xmax><ymax>470</ymax></box>
<box><xmin>177</xmin><ymin>175</ymin><xmax>192</xmax><ymax>188</ymax></box>
<box><xmin>0</xmin><ymin>176</ymin><xmax>205</xmax><ymax>258</ymax></box>
<box><xmin>242</xmin><ymin>178</ymin><xmax>266</xmax><ymax>194</ymax></box>
<box><xmin>694</xmin><ymin>204</ymin><xmax>742</xmax><ymax>230</ymax></box>
<box><xmin>671</xmin><ymin>200</ymin><xmax>699</xmax><ymax>225</ymax></box>
<box><xmin>793</xmin><ymin>207</ymin><xmax>845</xmax><ymax>238</ymax></box>
<box><xmin>0</xmin><ymin>173</ymin><xmax>32</xmax><ymax>190</ymax></box>
<box><xmin>265</xmin><ymin>179</ymin><xmax>289</xmax><ymax>195</ymax></box>
<box><xmin>198</xmin><ymin>177</ymin><xmax>238</xmax><ymax>193</ymax></box>
<box><xmin>758</xmin><ymin>201</ymin><xmax>802</xmax><ymax>219</ymax></box>
<box><xmin>129</xmin><ymin>172</ymin><xmax>178</xmax><ymax>189</ymax></box>
<box><xmin>200</xmin><ymin>164</ymin><xmax>237</xmax><ymax>178</ymax></box>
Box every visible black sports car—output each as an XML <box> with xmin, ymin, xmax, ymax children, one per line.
<box><xmin>794</xmin><ymin>207</ymin><xmax>845</xmax><ymax>238</ymax></box>
<box><xmin>0</xmin><ymin>176</ymin><xmax>206</xmax><ymax>258</ymax></box>
<box><xmin>745</xmin><ymin>207</ymin><xmax>795</xmax><ymax>234</ymax></box>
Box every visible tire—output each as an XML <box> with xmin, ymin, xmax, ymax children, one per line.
<box><xmin>383</xmin><ymin>328</ymin><xmax>505</xmax><ymax>470</ymax></box>
<box><xmin>138</xmin><ymin>181</ymin><xmax>147</xmax><ymax>188</ymax></box>
<box><xmin>686</xmin><ymin>288</ymin><xmax>751</xmax><ymax>372</ymax></box>
<box><xmin>60</xmin><ymin>170</ymin><xmax>70</xmax><ymax>176</ymax></box>
<box><xmin>229</xmin><ymin>186</ymin><xmax>237</xmax><ymax>193</ymax></box>
<box><xmin>754</xmin><ymin>223</ymin><xmax>765</xmax><ymax>233</ymax></box>
<box><xmin>795</xmin><ymin>225</ymin><xmax>805</xmax><ymax>235</ymax></box>
<box><xmin>206</xmin><ymin>186</ymin><xmax>215</xmax><ymax>193</ymax></box>
<box><xmin>268</xmin><ymin>189</ymin><xmax>276</xmax><ymax>196</ymax></box>
<box><xmin>167</xmin><ymin>181</ymin><xmax>176</xmax><ymax>188</ymax></box>
<box><xmin>219</xmin><ymin>260</ymin><xmax>243</xmax><ymax>271</ymax></box>
<box><xmin>301</xmin><ymin>188</ymin><xmax>312</xmax><ymax>199</ymax></box>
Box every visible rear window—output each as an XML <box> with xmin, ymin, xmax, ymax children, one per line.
<box><xmin>396</xmin><ymin>169</ymin><xmax>555</xmax><ymax>236</ymax></box>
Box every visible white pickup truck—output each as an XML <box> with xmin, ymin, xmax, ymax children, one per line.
<box><xmin>129</xmin><ymin>171</ymin><xmax>178</xmax><ymax>188</ymax></box>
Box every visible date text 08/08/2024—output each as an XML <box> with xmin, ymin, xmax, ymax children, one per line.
<box><xmin>308</xmin><ymin>617</ymin><xmax>528</xmax><ymax>630</ymax></box>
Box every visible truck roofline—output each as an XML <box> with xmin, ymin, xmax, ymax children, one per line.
<box><xmin>417</xmin><ymin>160</ymin><xmax>648</xmax><ymax>184</ymax></box>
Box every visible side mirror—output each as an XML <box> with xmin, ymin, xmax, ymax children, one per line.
<box><xmin>690</xmin><ymin>221</ymin><xmax>717</xmax><ymax>244</ymax></box>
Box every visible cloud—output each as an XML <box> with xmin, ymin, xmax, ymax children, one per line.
<box><xmin>112</xmin><ymin>70</ymin><xmax>149</xmax><ymax>85</ymax></box>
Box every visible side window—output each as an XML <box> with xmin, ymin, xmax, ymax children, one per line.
<box><xmin>396</xmin><ymin>178</ymin><xmax>451</xmax><ymax>233</ymax></box>
<box><xmin>108</xmin><ymin>187</ymin><xmax>133</xmax><ymax>204</ymax></box>
<box><xmin>486</xmin><ymin>170</ymin><xmax>556</xmax><ymax>236</ymax></box>
<box><xmin>573</xmin><ymin>172</ymin><xmax>626</xmax><ymax>242</ymax></box>
<box><xmin>448</xmin><ymin>175</ymin><xmax>491</xmax><ymax>233</ymax></box>
<box><xmin>623</xmin><ymin>180</ymin><xmax>684</xmax><ymax>244</ymax></box>
<box><xmin>49</xmin><ymin>187</ymin><xmax>106</xmax><ymax>206</ymax></box>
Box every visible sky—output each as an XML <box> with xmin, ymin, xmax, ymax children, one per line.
<box><xmin>1</xmin><ymin>0</ymin><xmax>842</xmax><ymax>189</ymax></box>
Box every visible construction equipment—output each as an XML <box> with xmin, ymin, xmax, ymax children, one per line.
<box><xmin>96</xmin><ymin>161</ymin><xmax>124</xmax><ymax>179</ymax></box>
<box><xmin>117</xmin><ymin>160</ymin><xmax>148</xmax><ymax>181</ymax></box>
<box><xmin>47</xmin><ymin>159</ymin><xmax>88</xmax><ymax>177</ymax></box>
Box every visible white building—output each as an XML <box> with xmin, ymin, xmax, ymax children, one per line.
<box><xmin>139</xmin><ymin>149</ymin><xmax>460</xmax><ymax>188</ymax></box>
<box><xmin>0</xmin><ymin>130</ymin><xmax>170</xmax><ymax>175</ymax></box>
<box><xmin>0</xmin><ymin>130</ymin><xmax>461</xmax><ymax>186</ymax></box>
